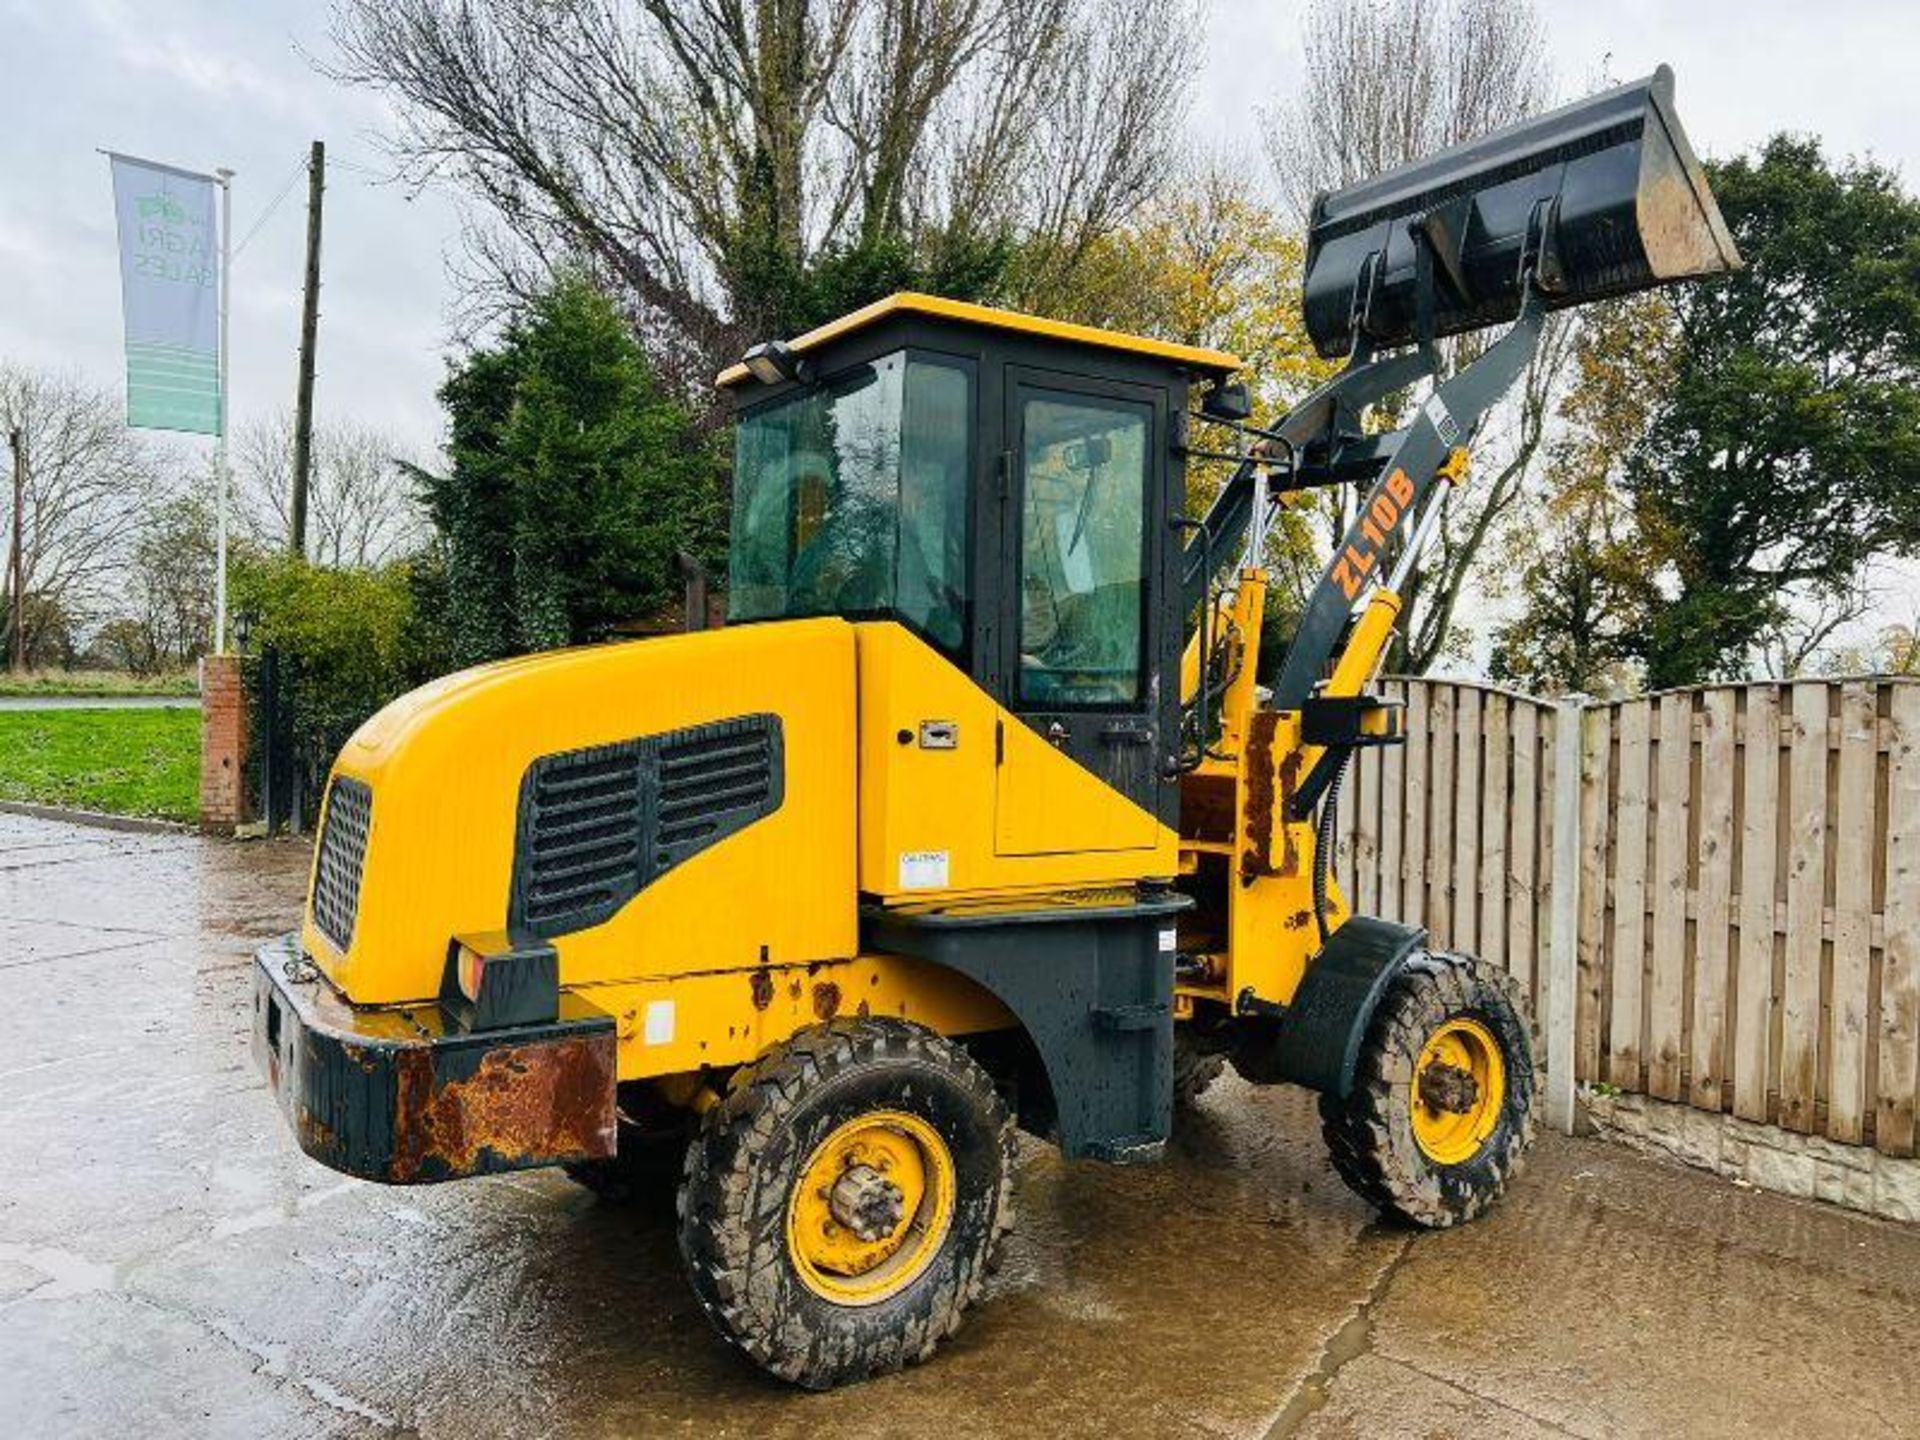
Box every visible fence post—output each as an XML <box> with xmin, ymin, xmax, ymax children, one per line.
<box><xmin>1545</xmin><ymin>694</ymin><xmax>1588</xmax><ymax>1134</ymax></box>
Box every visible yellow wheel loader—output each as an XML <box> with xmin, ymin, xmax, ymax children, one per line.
<box><xmin>253</xmin><ymin>67</ymin><xmax>1739</xmax><ymax>1388</ymax></box>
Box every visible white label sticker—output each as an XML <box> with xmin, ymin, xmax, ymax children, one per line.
<box><xmin>643</xmin><ymin>999</ymin><xmax>675</xmax><ymax>1045</ymax></box>
<box><xmin>899</xmin><ymin>850</ymin><xmax>951</xmax><ymax>890</ymax></box>
<box><xmin>1422</xmin><ymin>392</ymin><xmax>1462</xmax><ymax>446</ymax></box>
<box><xmin>1158</xmin><ymin>927</ymin><xmax>1177</xmax><ymax>953</ymax></box>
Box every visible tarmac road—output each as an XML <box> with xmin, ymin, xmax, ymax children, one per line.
<box><xmin>1</xmin><ymin>811</ymin><xmax>1916</xmax><ymax>1438</ymax></box>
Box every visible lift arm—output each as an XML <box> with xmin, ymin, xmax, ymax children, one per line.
<box><xmin>1274</xmin><ymin>285</ymin><xmax>1546</xmax><ymax>711</ymax></box>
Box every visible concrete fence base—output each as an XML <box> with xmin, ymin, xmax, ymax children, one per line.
<box><xmin>1583</xmin><ymin>1086</ymin><xmax>1920</xmax><ymax>1224</ymax></box>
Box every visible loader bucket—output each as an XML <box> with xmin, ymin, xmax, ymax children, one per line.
<box><xmin>1300</xmin><ymin>64</ymin><xmax>1740</xmax><ymax>357</ymax></box>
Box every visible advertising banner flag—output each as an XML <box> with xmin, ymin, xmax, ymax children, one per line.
<box><xmin>108</xmin><ymin>153</ymin><xmax>222</xmax><ymax>435</ymax></box>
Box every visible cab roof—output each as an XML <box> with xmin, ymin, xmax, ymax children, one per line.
<box><xmin>714</xmin><ymin>291</ymin><xmax>1242</xmax><ymax>389</ymax></box>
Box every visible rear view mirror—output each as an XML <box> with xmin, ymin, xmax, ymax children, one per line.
<box><xmin>1201</xmin><ymin>383</ymin><xmax>1252</xmax><ymax>422</ymax></box>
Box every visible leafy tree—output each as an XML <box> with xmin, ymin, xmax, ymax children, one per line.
<box><xmin>1869</xmin><ymin>616</ymin><xmax>1920</xmax><ymax>676</ymax></box>
<box><xmin>88</xmin><ymin>618</ymin><xmax>158</xmax><ymax>674</ymax></box>
<box><xmin>128</xmin><ymin>490</ymin><xmax>218</xmax><ymax>668</ymax></box>
<box><xmin>416</xmin><ymin>274</ymin><xmax>727</xmax><ymax>664</ymax></box>
<box><xmin>1487</xmin><ymin>492</ymin><xmax>1654</xmax><ymax>697</ymax></box>
<box><xmin>231</xmin><ymin>553</ymin><xmax>428</xmax><ymax>807</ymax></box>
<box><xmin>1490</xmin><ymin>295</ymin><xmax>1675</xmax><ymax>694</ymax></box>
<box><xmin>1629</xmin><ymin>137</ymin><xmax>1920</xmax><ymax>686</ymax></box>
<box><xmin>7</xmin><ymin>594</ymin><xmax>77</xmax><ymax>670</ymax></box>
<box><xmin>1041</xmin><ymin>161</ymin><xmax>1334</xmax><ymax>422</ymax></box>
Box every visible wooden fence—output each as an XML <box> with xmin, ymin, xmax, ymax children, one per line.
<box><xmin>1329</xmin><ymin>677</ymin><xmax>1920</xmax><ymax>1159</ymax></box>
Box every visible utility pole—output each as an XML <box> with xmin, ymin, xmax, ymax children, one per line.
<box><xmin>6</xmin><ymin>424</ymin><xmax>23</xmax><ymax>673</ymax></box>
<box><xmin>289</xmin><ymin>140</ymin><xmax>324</xmax><ymax>559</ymax></box>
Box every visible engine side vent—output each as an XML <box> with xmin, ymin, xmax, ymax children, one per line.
<box><xmin>510</xmin><ymin>714</ymin><xmax>784</xmax><ymax>940</ymax></box>
<box><xmin>311</xmin><ymin>776</ymin><xmax>373</xmax><ymax>952</ymax></box>
<box><xmin>654</xmin><ymin>716</ymin><xmax>784</xmax><ymax>871</ymax></box>
<box><xmin>513</xmin><ymin>740</ymin><xmax>648</xmax><ymax>937</ymax></box>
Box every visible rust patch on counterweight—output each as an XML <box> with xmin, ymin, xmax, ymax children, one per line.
<box><xmin>387</xmin><ymin>1033</ymin><xmax>617</xmax><ymax>1183</ymax></box>
<box><xmin>750</xmin><ymin>969</ymin><xmax>775</xmax><ymax>1010</ymax></box>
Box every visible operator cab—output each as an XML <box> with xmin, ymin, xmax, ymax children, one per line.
<box><xmin>720</xmin><ymin>293</ymin><xmax>1239</xmax><ymax>820</ymax></box>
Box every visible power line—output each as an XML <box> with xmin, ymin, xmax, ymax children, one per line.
<box><xmin>232</xmin><ymin>151</ymin><xmax>308</xmax><ymax>261</ymax></box>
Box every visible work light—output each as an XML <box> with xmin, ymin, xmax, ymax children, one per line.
<box><xmin>742</xmin><ymin>339</ymin><xmax>812</xmax><ymax>387</ymax></box>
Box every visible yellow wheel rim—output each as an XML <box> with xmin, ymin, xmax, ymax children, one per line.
<box><xmin>785</xmin><ymin>1110</ymin><xmax>955</xmax><ymax>1306</ymax></box>
<box><xmin>1411</xmin><ymin>1017</ymin><xmax>1506</xmax><ymax>1166</ymax></box>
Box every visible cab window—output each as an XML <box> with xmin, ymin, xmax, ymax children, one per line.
<box><xmin>728</xmin><ymin>352</ymin><xmax>971</xmax><ymax>653</ymax></box>
<box><xmin>1016</xmin><ymin>393</ymin><xmax>1149</xmax><ymax>706</ymax></box>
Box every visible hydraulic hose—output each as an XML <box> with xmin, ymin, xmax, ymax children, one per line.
<box><xmin>1313</xmin><ymin>748</ymin><xmax>1352</xmax><ymax>946</ymax></box>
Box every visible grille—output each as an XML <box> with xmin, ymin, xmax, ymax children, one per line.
<box><xmin>514</xmin><ymin>742</ymin><xmax>648</xmax><ymax>934</ymax></box>
<box><xmin>511</xmin><ymin>714</ymin><xmax>783</xmax><ymax>940</ymax></box>
<box><xmin>655</xmin><ymin>720</ymin><xmax>781</xmax><ymax>865</ymax></box>
<box><xmin>311</xmin><ymin>776</ymin><xmax>372</xmax><ymax>951</ymax></box>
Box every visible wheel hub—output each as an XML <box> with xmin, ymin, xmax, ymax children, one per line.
<box><xmin>1417</xmin><ymin>1059</ymin><xmax>1481</xmax><ymax>1115</ymax></box>
<box><xmin>829</xmin><ymin>1163</ymin><xmax>906</xmax><ymax>1242</ymax></box>
<box><xmin>786</xmin><ymin>1110</ymin><xmax>957</xmax><ymax>1305</ymax></box>
<box><xmin>1410</xmin><ymin>1017</ymin><xmax>1507</xmax><ymax>1166</ymax></box>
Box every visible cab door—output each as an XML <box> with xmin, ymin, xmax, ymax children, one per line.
<box><xmin>994</xmin><ymin>372</ymin><xmax>1174</xmax><ymax>855</ymax></box>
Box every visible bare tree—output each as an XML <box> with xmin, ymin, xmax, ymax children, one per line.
<box><xmin>0</xmin><ymin>363</ymin><xmax>160</xmax><ymax>660</ymax></box>
<box><xmin>1264</xmin><ymin>0</ymin><xmax>1560</xmax><ymax>673</ymax></box>
<box><xmin>236</xmin><ymin>412</ymin><xmax>427</xmax><ymax>569</ymax></box>
<box><xmin>327</xmin><ymin>0</ymin><xmax>1198</xmax><ymax>381</ymax></box>
<box><xmin>125</xmin><ymin>485</ymin><xmax>218</xmax><ymax>669</ymax></box>
<box><xmin>1396</xmin><ymin>310</ymin><xmax>1573</xmax><ymax>671</ymax></box>
<box><xmin>1265</xmin><ymin>0</ymin><xmax>1551</xmax><ymax>224</ymax></box>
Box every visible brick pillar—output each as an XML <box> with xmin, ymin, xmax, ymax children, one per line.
<box><xmin>200</xmin><ymin>653</ymin><xmax>250</xmax><ymax>834</ymax></box>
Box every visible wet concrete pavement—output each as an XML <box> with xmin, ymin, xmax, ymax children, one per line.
<box><xmin>2</xmin><ymin>810</ymin><xmax>1916</xmax><ymax>1438</ymax></box>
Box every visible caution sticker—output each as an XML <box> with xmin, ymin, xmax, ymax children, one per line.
<box><xmin>899</xmin><ymin>850</ymin><xmax>951</xmax><ymax>890</ymax></box>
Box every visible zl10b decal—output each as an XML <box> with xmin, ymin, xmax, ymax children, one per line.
<box><xmin>1332</xmin><ymin>468</ymin><xmax>1416</xmax><ymax>601</ymax></box>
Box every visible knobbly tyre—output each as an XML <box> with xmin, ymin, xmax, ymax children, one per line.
<box><xmin>253</xmin><ymin>66</ymin><xmax>1739</xmax><ymax>1388</ymax></box>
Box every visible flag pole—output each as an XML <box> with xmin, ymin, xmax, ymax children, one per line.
<box><xmin>215</xmin><ymin>166</ymin><xmax>233</xmax><ymax>654</ymax></box>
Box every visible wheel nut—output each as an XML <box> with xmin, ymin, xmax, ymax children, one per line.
<box><xmin>828</xmin><ymin>1163</ymin><xmax>907</xmax><ymax>1242</ymax></box>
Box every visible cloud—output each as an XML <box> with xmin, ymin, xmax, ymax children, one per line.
<box><xmin>79</xmin><ymin>0</ymin><xmax>310</xmax><ymax>125</ymax></box>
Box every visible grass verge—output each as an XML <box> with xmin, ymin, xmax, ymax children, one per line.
<box><xmin>0</xmin><ymin>669</ymin><xmax>199</xmax><ymax>698</ymax></box>
<box><xmin>0</xmin><ymin>708</ymin><xmax>199</xmax><ymax>823</ymax></box>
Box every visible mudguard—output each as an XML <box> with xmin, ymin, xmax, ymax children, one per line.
<box><xmin>1257</xmin><ymin>915</ymin><xmax>1429</xmax><ymax>1099</ymax></box>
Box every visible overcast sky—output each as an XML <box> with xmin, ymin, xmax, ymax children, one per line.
<box><xmin>2</xmin><ymin>0</ymin><xmax>1915</xmax><ymax>465</ymax></box>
